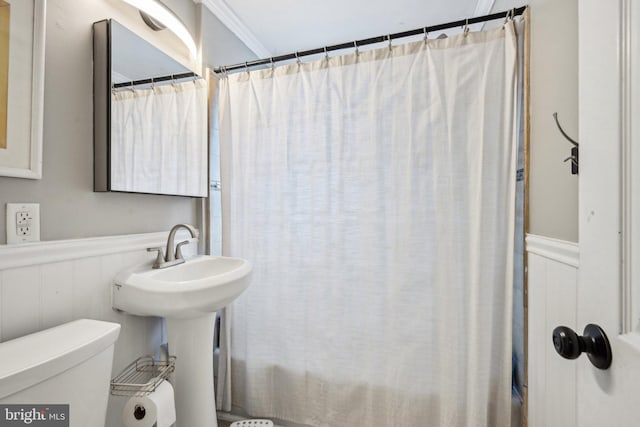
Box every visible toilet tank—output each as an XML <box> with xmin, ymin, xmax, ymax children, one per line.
<box><xmin>0</xmin><ymin>319</ymin><xmax>121</xmax><ymax>427</ymax></box>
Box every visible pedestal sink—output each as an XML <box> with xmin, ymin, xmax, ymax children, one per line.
<box><xmin>113</xmin><ymin>255</ymin><xmax>252</xmax><ymax>427</ymax></box>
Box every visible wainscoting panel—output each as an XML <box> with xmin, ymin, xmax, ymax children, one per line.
<box><xmin>41</xmin><ymin>261</ymin><xmax>74</xmax><ymax>327</ymax></box>
<box><xmin>1</xmin><ymin>265</ymin><xmax>41</xmax><ymax>342</ymax></box>
<box><xmin>526</xmin><ymin>234</ymin><xmax>579</xmax><ymax>427</ymax></box>
<box><xmin>0</xmin><ymin>230</ymin><xmax>198</xmax><ymax>427</ymax></box>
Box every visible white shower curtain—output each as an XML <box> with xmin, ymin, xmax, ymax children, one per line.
<box><xmin>110</xmin><ymin>79</ymin><xmax>208</xmax><ymax>196</ymax></box>
<box><xmin>219</xmin><ymin>22</ymin><xmax>519</xmax><ymax>427</ymax></box>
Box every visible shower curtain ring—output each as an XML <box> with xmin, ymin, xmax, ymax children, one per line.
<box><xmin>354</xmin><ymin>41</ymin><xmax>359</xmax><ymax>56</ymax></box>
<box><xmin>423</xmin><ymin>27</ymin><xmax>428</xmax><ymax>42</ymax></box>
<box><xmin>270</xmin><ymin>57</ymin><xmax>275</xmax><ymax>70</ymax></box>
<box><xmin>324</xmin><ymin>46</ymin><xmax>329</xmax><ymax>60</ymax></box>
<box><xmin>463</xmin><ymin>18</ymin><xmax>470</xmax><ymax>36</ymax></box>
<box><xmin>388</xmin><ymin>34</ymin><xmax>392</xmax><ymax>51</ymax></box>
<box><xmin>244</xmin><ymin>62</ymin><xmax>249</xmax><ymax>74</ymax></box>
<box><xmin>504</xmin><ymin>9</ymin><xmax>513</xmax><ymax>24</ymax></box>
<box><xmin>295</xmin><ymin>51</ymin><xmax>301</xmax><ymax>65</ymax></box>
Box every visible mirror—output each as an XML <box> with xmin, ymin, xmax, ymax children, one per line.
<box><xmin>93</xmin><ymin>19</ymin><xmax>208</xmax><ymax>197</ymax></box>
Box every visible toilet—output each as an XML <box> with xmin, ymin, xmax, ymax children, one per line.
<box><xmin>0</xmin><ymin>319</ymin><xmax>121</xmax><ymax>426</ymax></box>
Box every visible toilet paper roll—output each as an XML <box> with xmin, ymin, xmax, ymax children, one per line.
<box><xmin>123</xmin><ymin>381</ymin><xmax>176</xmax><ymax>427</ymax></box>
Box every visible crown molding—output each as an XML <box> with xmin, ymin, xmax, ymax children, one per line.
<box><xmin>472</xmin><ymin>0</ymin><xmax>497</xmax><ymax>31</ymax></box>
<box><xmin>195</xmin><ymin>0</ymin><xmax>272</xmax><ymax>59</ymax></box>
<box><xmin>474</xmin><ymin>0</ymin><xmax>496</xmax><ymax>16</ymax></box>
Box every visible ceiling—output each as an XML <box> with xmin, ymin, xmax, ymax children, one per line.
<box><xmin>198</xmin><ymin>0</ymin><xmax>497</xmax><ymax>59</ymax></box>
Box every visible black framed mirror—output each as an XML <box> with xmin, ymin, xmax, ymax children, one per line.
<box><xmin>93</xmin><ymin>19</ymin><xmax>207</xmax><ymax>197</ymax></box>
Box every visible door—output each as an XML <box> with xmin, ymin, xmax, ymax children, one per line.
<box><xmin>572</xmin><ymin>0</ymin><xmax>640</xmax><ymax>425</ymax></box>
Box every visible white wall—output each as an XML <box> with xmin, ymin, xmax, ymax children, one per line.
<box><xmin>0</xmin><ymin>1</ymin><xmax>258</xmax><ymax>425</ymax></box>
<box><xmin>487</xmin><ymin>5</ymin><xmax>579</xmax><ymax>426</ymax></box>
<box><xmin>492</xmin><ymin>0</ymin><xmax>579</xmax><ymax>242</ymax></box>
<box><xmin>0</xmin><ymin>0</ymin><xmax>197</xmax><ymax>243</ymax></box>
<box><xmin>199</xmin><ymin>6</ymin><xmax>258</xmax><ymax>71</ymax></box>
<box><xmin>0</xmin><ymin>231</ymin><xmax>197</xmax><ymax>427</ymax></box>
<box><xmin>526</xmin><ymin>235</ymin><xmax>579</xmax><ymax>427</ymax></box>
<box><xmin>0</xmin><ymin>0</ymin><xmax>258</xmax><ymax>244</ymax></box>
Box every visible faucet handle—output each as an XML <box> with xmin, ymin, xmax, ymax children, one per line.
<box><xmin>147</xmin><ymin>247</ymin><xmax>165</xmax><ymax>269</ymax></box>
<box><xmin>175</xmin><ymin>240</ymin><xmax>190</xmax><ymax>261</ymax></box>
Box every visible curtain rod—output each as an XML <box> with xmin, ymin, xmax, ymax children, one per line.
<box><xmin>213</xmin><ymin>6</ymin><xmax>527</xmax><ymax>74</ymax></box>
<box><xmin>112</xmin><ymin>71</ymin><xmax>200</xmax><ymax>89</ymax></box>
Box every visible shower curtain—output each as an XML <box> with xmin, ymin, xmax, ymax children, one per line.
<box><xmin>110</xmin><ymin>79</ymin><xmax>208</xmax><ymax>196</ymax></box>
<box><xmin>218</xmin><ymin>21</ymin><xmax>520</xmax><ymax>427</ymax></box>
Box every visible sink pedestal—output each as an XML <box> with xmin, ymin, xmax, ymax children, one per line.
<box><xmin>112</xmin><ymin>255</ymin><xmax>252</xmax><ymax>426</ymax></box>
<box><xmin>166</xmin><ymin>313</ymin><xmax>218</xmax><ymax>427</ymax></box>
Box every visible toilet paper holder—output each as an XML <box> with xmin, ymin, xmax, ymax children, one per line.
<box><xmin>133</xmin><ymin>405</ymin><xmax>146</xmax><ymax>420</ymax></box>
<box><xmin>111</xmin><ymin>355</ymin><xmax>176</xmax><ymax>396</ymax></box>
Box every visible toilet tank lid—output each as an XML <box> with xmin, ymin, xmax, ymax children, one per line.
<box><xmin>0</xmin><ymin>319</ymin><xmax>121</xmax><ymax>400</ymax></box>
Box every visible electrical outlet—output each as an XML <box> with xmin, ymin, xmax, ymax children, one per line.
<box><xmin>6</xmin><ymin>203</ymin><xmax>40</xmax><ymax>244</ymax></box>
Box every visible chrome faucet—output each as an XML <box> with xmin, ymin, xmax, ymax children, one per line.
<box><xmin>147</xmin><ymin>224</ymin><xmax>197</xmax><ymax>269</ymax></box>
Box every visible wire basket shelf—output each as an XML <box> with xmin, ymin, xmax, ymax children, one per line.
<box><xmin>110</xmin><ymin>355</ymin><xmax>176</xmax><ymax>397</ymax></box>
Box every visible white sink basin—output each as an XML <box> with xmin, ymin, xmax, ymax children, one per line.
<box><xmin>113</xmin><ymin>255</ymin><xmax>252</xmax><ymax>318</ymax></box>
<box><xmin>112</xmin><ymin>254</ymin><xmax>252</xmax><ymax>427</ymax></box>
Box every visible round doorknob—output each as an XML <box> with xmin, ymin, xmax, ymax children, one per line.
<box><xmin>552</xmin><ymin>324</ymin><xmax>612</xmax><ymax>370</ymax></box>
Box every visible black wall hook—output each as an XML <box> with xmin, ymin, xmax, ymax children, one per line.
<box><xmin>553</xmin><ymin>112</ymin><xmax>579</xmax><ymax>175</ymax></box>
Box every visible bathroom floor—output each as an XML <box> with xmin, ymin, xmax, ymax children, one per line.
<box><xmin>218</xmin><ymin>419</ymin><xmax>279</xmax><ymax>427</ymax></box>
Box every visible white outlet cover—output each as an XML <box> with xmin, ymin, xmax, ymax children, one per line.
<box><xmin>6</xmin><ymin>203</ymin><xmax>40</xmax><ymax>244</ymax></box>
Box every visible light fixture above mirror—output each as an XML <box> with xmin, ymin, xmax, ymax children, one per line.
<box><xmin>121</xmin><ymin>0</ymin><xmax>197</xmax><ymax>58</ymax></box>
